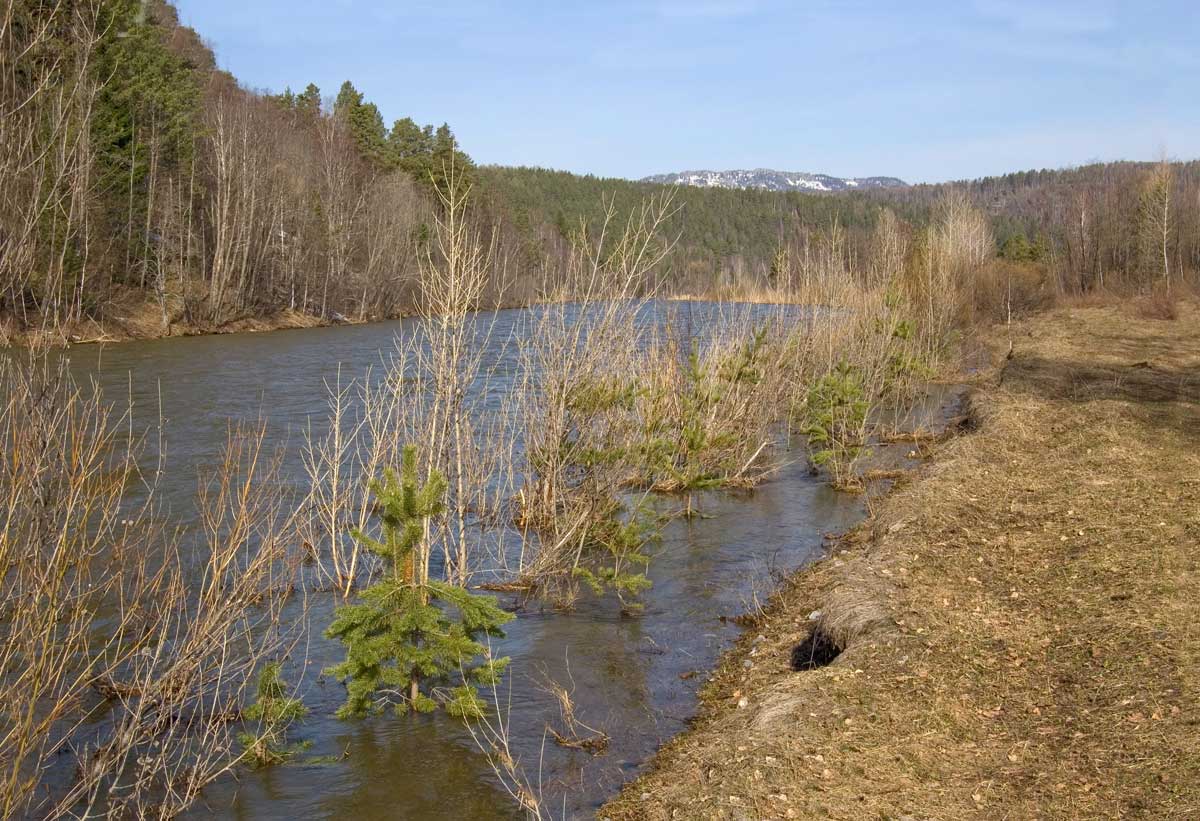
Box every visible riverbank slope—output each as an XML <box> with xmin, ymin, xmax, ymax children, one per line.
<box><xmin>604</xmin><ymin>304</ymin><xmax>1200</xmax><ymax>819</ymax></box>
<box><xmin>0</xmin><ymin>290</ymin><xmax>334</xmax><ymax>346</ymax></box>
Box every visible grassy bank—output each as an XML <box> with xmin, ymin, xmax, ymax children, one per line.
<box><xmin>603</xmin><ymin>303</ymin><xmax>1200</xmax><ymax>819</ymax></box>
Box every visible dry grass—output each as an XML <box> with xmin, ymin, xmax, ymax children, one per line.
<box><xmin>602</xmin><ymin>303</ymin><xmax>1200</xmax><ymax>820</ymax></box>
<box><xmin>1133</xmin><ymin>284</ymin><xmax>1182</xmax><ymax>321</ymax></box>
<box><xmin>667</xmin><ymin>286</ymin><xmax>796</xmax><ymax>305</ymax></box>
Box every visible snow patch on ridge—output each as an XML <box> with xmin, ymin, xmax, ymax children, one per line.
<box><xmin>641</xmin><ymin>169</ymin><xmax>906</xmax><ymax>193</ymax></box>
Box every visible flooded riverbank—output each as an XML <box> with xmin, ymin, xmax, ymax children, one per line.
<box><xmin>50</xmin><ymin>302</ymin><xmax>954</xmax><ymax>818</ymax></box>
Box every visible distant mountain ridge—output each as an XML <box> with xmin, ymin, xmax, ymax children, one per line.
<box><xmin>641</xmin><ymin>168</ymin><xmax>907</xmax><ymax>193</ymax></box>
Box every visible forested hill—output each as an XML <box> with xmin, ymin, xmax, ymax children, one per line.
<box><xmin>2</xmin><ymin>0</ymin><xmax>476</xmax><ymax>333</ymax></box>
<box><xmin>474</xmin><ymin>166</ymin><xmax>895</xmax><ymax>293</ymax></box>
<box><xmin>3</xmin><ymin>0</ymin><xmax>1198</xmax><ymax>337</ymax></box>
<box><xmin>481</xmin><ymin>159</ymin><xmax>1200</xmax><ymax>295</ymax></box>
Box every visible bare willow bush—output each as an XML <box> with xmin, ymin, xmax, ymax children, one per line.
<box><xmin>297</xmin><ymin>162</ymin><xmax>510</xmax><ymax>596</ymax></box>
<box><xmin>0</xmin><ymin>352</ymin><xmax>299</xmax><ymax>819</ymax></box>
<box><xmin>906</xmin><ymin>190</ymin><xmax>993</xmax><ymax>360</ymax></box>
<box><xmin>412</xmin><ymin>162</ymin><xmax>511</xmax><ymax>587</ymax></box>
<box><xmin>507</xmin><ymin>194</ymin><xmax>676</xmax><ymax>602</ymax></box>
<box><xmin>299</xmin><ymin>364</ymin><xmax>394</xmax><ymax>595</ymax></box>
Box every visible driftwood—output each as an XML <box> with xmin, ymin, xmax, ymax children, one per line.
<box><xmin>548</xmin><ymin>725</ymin><xmax>609</xmax><ymax>753</ymax></box>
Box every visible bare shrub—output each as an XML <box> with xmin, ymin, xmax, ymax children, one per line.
<box><xmin>905</xmin><ymin>190</ymin><xmax>993</xmax><ymax>359</ymax></box>
<box><xmin>780</xmin><ymin>260</ymin><xmax>936</xmax><ymax>487</ymax></box>
<box><xmin>299</xmin><ymin>364</ymin><xmax>391</xmax><ymax>595</ymax></box>
<box><xmin>542</xmin><ymin>676</ymin><xmax>609</xmax><ymax>753</ymax></box>
<box><xmin>0</xmin><ymin>352</ymin><xmax>298</xmax><ymax>818</ymax></box>
<box><xmin>974</xmin><ymin>259</ymin><xmax>1055</xmax><ymax>324</ymax></box>
<box><xmin>296</xmin><ymin>161</ymin><xmax>511</xmax><ymax>595</ymax></box>
<box><xmin>413</xmin><ymin>161</ymin><xmax>510</xmax><ymax>587</ymax></box>
<box><xmin>509</xmin><ymin>194</ymin><xmax>677</xmax><ymax>600</ymax></box>
<box><xmin>461</xmin><ymin>676</ymin><xmax>549</xmax><ymax>820</ymax></box>
<box><xmin>633</xmin><ymin>308</ymin><xmax>783</xmax><ymax>496</ymax></box>
<box><xmin>1134</xmin><ymin>283</ymin><xmax>1180</xmax><ymax>321</ymax></box>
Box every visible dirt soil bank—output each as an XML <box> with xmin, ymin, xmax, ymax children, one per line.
<box><xmin>1</xmin><ymin>289</ymin><xmax>521</xmax><ymax>347</ymax></box>
<box><xmin>0</xmin><ymin>296</ymin><xmax>332</xmax><ymax>346</ymax></box>
<box><xmin>603</xmin><ymin>305</ymin><xmax>1200</xmax><ymax>820</ymax></box>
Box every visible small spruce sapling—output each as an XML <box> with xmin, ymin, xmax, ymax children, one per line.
<box><xmin>641</xmin><ymin>325</ymin><xmax>769</xmax><ymax>505</ymax></box>
<box><xmin>324</xmin><ymin>446</ymin><xmax>513</xmax><ymax>719</ymax></box>
<box><xmin>802</xmin><ymin>362</ymin><xmax>869</xmax><ymax>488</ymax></box>
<box><xmin>572</xmin><ymin>500</ymin><xmax>657</xmax><ymax>612</ymax></box>
<box><xmin>238</xmin><ymin>663</ymin><xmax>310</xmax><ymax>768</ymax></box>
<box><xmin>876</xmin><ymin>288</ymin><xmax>933</xmax><ymax>400</ymax></box>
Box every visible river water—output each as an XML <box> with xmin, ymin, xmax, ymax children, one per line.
<box><xmin>62</xmin><ymin>302</ymin><xmax>937</xmax><ymax>819</ymax></box>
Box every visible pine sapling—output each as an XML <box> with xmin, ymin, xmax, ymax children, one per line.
<box><xmin>802</xmin><ymin>362</ymin><xmax>870</xmax><ymax>489</ymax></box>
<box><xmin>238</xmin><ymin>663</ymin><xmax>310</xmax><ymax>768</ymax></box>
<box><xmin>572</xmin><ymin>499</ymin><xmax>657</xmax><ymax>612</ymax></box>
<box><xmin>324</xmin><ymin>445</ymin><xmax>514</xmax><ymax>719</ymax></box>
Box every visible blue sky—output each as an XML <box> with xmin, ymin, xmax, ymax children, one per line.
<box><xmin>173</xmin><ymin>0</ymin><xmax>1199</xmax><ymax>183</ymax></box>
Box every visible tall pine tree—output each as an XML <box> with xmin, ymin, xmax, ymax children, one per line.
<box><xmin>333</xmin><ymin>80</ymin><xmax>388</xmax><ymax>167</ymax></box>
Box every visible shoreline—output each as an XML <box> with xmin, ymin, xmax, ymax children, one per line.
<box><xmin>1</xmin><ymin>305</ymin><xmax>388</xmax><ymax>348</ymax></box>
<box><xmin>602</xmin><ymin>304</ymin><xmax>1200</xmax><ymax>819</ymax></box>
<box><xmin>2</xmin><ymin>292</ymin><xmax>808</xmax><ymax>349</ymax></box>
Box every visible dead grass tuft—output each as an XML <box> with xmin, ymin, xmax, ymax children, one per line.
<box><xmin>1133</xmin><ymin>284</ymin><xmax>1182</xmax><ymax>321</ymax></box>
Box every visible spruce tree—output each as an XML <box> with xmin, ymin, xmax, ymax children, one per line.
<box><xmin>238</xmin><ymin>663</ymin><xmax>309</xmax><ymax>768</ymax></box>
<box><xmin>333</xmin><ymin>80</ymin><xmax>363</xmax><ymax>118</ymax></box>
<box><xmin>332</xmin><ymin>80</ymin><xmax>388</xmax><ymax>166</ymax></box>
<box><xmin>296</xmin><ymin>83</ymin><xmax>323</xmax><ymax>120</ymax></box>
<box><xmin>386</xmin><ymin>117</ymin><xmax>433</xmax><ymax>173</ymax></box>
<box><xmin>431</xmin><ymin>123</ymin><xmax>473</xmax><ymax>188</ymax></box>
<box><xmin>324</xmin><ymin>446</ymin><xmax>513</xmax><ymax>719</ymax></box>
<box><xmin>802</xmin><ymin>362</ymin><xmax>869</xmax><ymax>487</ymax></box>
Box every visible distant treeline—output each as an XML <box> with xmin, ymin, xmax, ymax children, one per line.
<box><xmin>864</xmin><ymin>161</ymin><xmax>1200</xmax><ymax>291</ymax></box>
<box><xmin>1</xmin><ymin>0</ymin><xmax>1194</xmax><ymax>337</ymax></box>
<box><xmin>485</xmin><ymin>160</ymin><xmax>1199</xmax><ymax>296</ymax></box>
<box><xmin>475</xmin><ymin>165</ymin><xmax>894</xmax><ymax>293</ymax></box>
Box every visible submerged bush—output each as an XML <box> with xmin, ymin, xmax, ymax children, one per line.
<box><xmin>238</xmin><ymin>663</ymin><xmax>310</xmax><ymax>768</ymax></box>
<box><xmin>637</xmin><ymin>324</ymin><xmax>774</xmax><ymax>495</ymax></box>
<box><xmin>572</xmin><ymin>501</ymin><xmax>657</xmax><ymax>612</ymax></box>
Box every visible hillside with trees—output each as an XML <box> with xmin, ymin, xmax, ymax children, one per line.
<box><xmin>1</xmin><ymin>0</ymin><xmax>477</xmax><ymax>338</ymax></box>
<box><xmin>484</xmin><ymin>159</ymin><xmax>1200</xmax><ymax>300</ymax></box>
<box><xmin>2</xmin><ymin>0</ymin><xmax>1197</xmax><ymax>342</ymax></box>
<box><xmin>474</xmin><ymin>165</ymin><xmax>891</xmax><ymax>295</ymax></box>
<box><xmin>865</xmin><ymin>161</ymin><xmax>1200</xmax><ymax>293</ymax></box>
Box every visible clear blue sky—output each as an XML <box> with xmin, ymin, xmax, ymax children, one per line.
<box><xmin>173</xmin><ymin>0</ymin><xmax>1199</xmax><ymax>184</ymax></box>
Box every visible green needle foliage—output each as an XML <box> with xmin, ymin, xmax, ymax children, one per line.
<box><xmin>876</xmin><ymin>289</ymin><xmax>934</xmax><ymax>397</ymax></box>
<box><xmin>641</xmin><ymin>325</ymin><xmax>769</xmax><ymax>494</ymax></box>
<box><xmin>324</xmin><ymin>446</ymin><xmax>513</xmax><ymax>720</ymax></box>
<box><xmin>572</xmin><ymin>500</ymin><xmax>657</xmax><ymax>612</ymax></box>
<box><xmin>238</xmin><ymin>663</ymin><xmax>310</xmax><ymax>768</ymax></box>
<box><xmin>803</xmin><ymin>362</ymin><xmax>870</xmax><ymax>488</ymax></box>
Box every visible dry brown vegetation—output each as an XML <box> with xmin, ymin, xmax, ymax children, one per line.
<box><xmin>0</xmin><ymin>353</ymin><xmax>302</xmax><ymax>818</ymax></box>
<box><xmin>602</xmin><ymin>302</ymin><xmax>1200</xmax><ymax>820</ymax></box>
